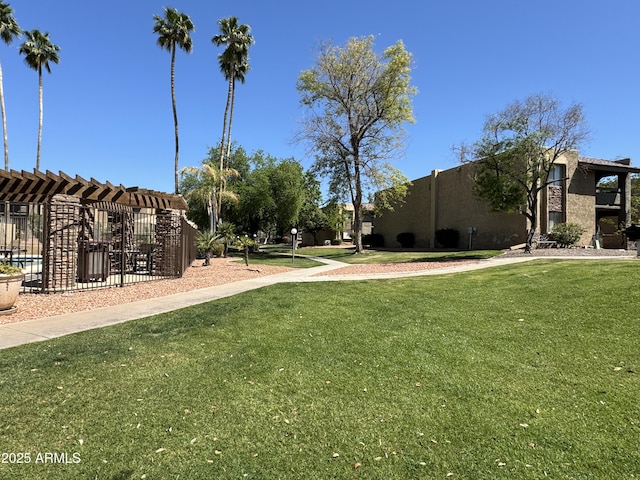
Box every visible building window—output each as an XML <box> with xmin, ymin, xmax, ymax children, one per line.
<box><xmin>548</xmin><ymin>165</ymin><xmax>564</xmax><ymax>186</ymax></box>
<box><xmin>548</xmin><ymin>211</ymin><xmax>563</xmax><ymax>231</ymax></box>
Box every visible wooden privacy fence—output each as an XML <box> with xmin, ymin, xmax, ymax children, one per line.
<box><xmin>1</xmin><ymin>196</ymin><xmax>197</xmax><ymax>293</ymax></box>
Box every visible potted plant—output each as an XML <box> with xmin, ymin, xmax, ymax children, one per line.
<box><xmin>0</xmin><ymin>261</ymin><xmax>24</xmax><ymax>312</ymax></box>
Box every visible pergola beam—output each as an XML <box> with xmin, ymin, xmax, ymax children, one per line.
<box><xmin>0</xmin><ymin>169</ymin><xmax>188</xmax><ymax>210</ymax></box>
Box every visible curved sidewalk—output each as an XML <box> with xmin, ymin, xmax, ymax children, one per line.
<box><xmin>0</xmin><ymin>254</ymin><xmax>633</xmax><ymax>350</ymax></box>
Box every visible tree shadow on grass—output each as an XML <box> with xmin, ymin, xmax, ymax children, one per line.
<box><xmin>404</xmin><ymin>252</ymin><xmax>497</xmax><ymax>263</ymax></box>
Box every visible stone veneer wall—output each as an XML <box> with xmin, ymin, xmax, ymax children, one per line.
<box><xmin>154</xmin><ymin>209</ymin><xmax>182</xmax><ymax>276</ymax></box>
<box><xmin>42</xmin><ymin>194</ymin><xmax>81</xmax><ymax>292</ymax></box>
<box><xmin>547</xmin><ymin>186</ymin><xmax>564</xmax><ymax>213</ymax></box>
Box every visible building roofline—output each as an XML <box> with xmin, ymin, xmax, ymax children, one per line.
<box><xmin>578</xmin><ymin>157</ymin><xmax>640</xmax><ymax>174</ymax></box>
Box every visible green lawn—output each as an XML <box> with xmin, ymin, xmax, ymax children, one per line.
<box><xmin>273</xmin><ymin>246</ymin><xmax>501</xmax><ymax>264</ymax></box>
<box><xmin>0</xmin><ymin>260</ymin><xmax>639</xmax><ymax>479</ymax></box>
<box><xmin>228</xmin><ymin>250</ymin><xmax>323</xmax><ymax>268</ymax></box>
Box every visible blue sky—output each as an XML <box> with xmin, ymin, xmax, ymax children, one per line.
<box><xmin>3</xmin><ymin>0</ymin><xmax>639</xmax><ymax>195</ymax></box>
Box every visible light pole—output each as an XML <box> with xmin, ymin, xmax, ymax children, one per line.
<box><xmin>291</xmin><ymin>227</ymin><xmax>298</xmax><ymax>264</ymax></box>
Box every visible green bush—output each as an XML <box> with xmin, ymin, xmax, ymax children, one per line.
<box><xmin>396</xmin><ymin>232</ymin><xmax>415</xmax><ymax>248</ymax></box>
<box><xmin>211</xmin><ymin>243</ymin><xmax>225</xmax><ymax>257</ymax></box>
<box><xmin>435</xmin><ymin>228</ymin><xmax>460</xmax><ymax>248</ymax></box>
<box><xmin>330</xmin><ymin>238</ymin><xmax>342</xmax><ymax>245</ymax></box>
<box><xmin>549</xmin><ymin>222</ymin><xmax>585</xmax><ymax>247</ymax></box>
<box><xmin>363</xmin><ymin>233</ymin><xmax>385</xmax><ymax>248</ymax></box>
<box><xmin>0</xmin><ymin>261</ymin><xmax>22</xmax><ymax>275</ymax></box>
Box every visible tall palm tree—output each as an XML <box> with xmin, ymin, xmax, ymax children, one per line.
<box><xmin>212</xmin><ymin>17</ymin><xmax>253</xmax><ymax>223</ymax></box>
<box><xmin>19</xmin><ymin>29</ymin><xmax>59</xmax><ymax>171</ymax></box>
<box><xmin>0</xmin><ymin>2</ymin><xmax>20</xmax><ymax>171</ymax></box>
<box><xmin>153</xmin><ymin>7</ymin><xmax>195</xmax><ymax>195</ymax></box>
<box><xmin>222</xmin><ymin>57</ymin><xmax>248</xmax><ymax>181</ymax></box>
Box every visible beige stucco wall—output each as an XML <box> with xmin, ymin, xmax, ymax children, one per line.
<box><xmin>564</xmin><ymin>154</ymin><xmax>597</xmax><ymax>245</ymax></box>
<box><xmin>376</xmin><ymin>165</ymin><xmax>526</xmax><ymax>249</ymax></box>
<box><xmin>432</xmin><ymin>165</ymin><xmax>526</xmax><ymax>249</ymax></box>
<box><xmin>375</xmin><ymin>151</ymin><xmax>631</xmax><ymax>250</ymax></box>
<box><xmin>375</xmin><ymin>175</ymin><xmax>432</xmax><ymax>247</ymax></box>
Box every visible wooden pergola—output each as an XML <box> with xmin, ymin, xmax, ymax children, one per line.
<box><xmin>0</xmin><ymin>169</ymin><xmax>195</xmax><ymax>293</ymax></box>
<box><xmin>0</xmin><ymin>169</ymin><xmax>187</xmax><ymax>210</ymax></box>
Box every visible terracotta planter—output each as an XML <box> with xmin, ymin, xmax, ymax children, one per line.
<box><xmin>0</xmin><ymin>273</ymin><xmax>24</xmax><ymax>312</ymax></box>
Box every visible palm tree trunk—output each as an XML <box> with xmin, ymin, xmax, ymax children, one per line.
<box><xmin>36</xmin><ymin>67</ymin><xmax>43</xmax><ymax>171</ymax></box>
<box><xmin>225</xmin><ymin>78</ymin><xmax>236</xmax><ymax>170</ymax></box>
<box><xmin>0</xmin><ymin>63</ymin><xmax>8</xmax><ymax>170</ymax></box>
<box><xmin>217</xmin><ymin>76</ymin><xmax>231</xmax><ymax>223</ymax></box>
<box><xmin>221</xmin><ymin>78</ymin><xmax>236</xmax><ymax>221</ymax></box>
<box><xmin>208</xmin><ymin>193</ymin><xmax>219</xmax><ymax>234</ymax></box>
<box><xmin>217</xmin><ymin>69</ymin><xmax>234</xmax><ymax>223</ymax></box>
<box><xmin>170</xmin><ymin>43</ymin><xmax>179</xmax><ymax>194</ymax></box>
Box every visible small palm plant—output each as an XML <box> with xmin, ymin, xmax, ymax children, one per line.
<box><xmin>216</xmin><ymin>221</ymin><xmax>236</xmax><ymax>257</ymax></box>
<box><xmin>195</xmin><ymin>230</ymin><xmax>220</xmax><ymax>266</ymax></box>
<box><xmin>235</xmin><ymin>235</ymin><xmax>256</xmax><ymax>266</ymax></box>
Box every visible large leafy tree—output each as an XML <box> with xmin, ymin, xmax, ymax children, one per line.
<box><xmin>18</xmin><ymin>29</ymin><xmax>59</xmax><ymax>170</ymax></box>
<box><xmin>212</xmin><ymin>16</ymin><xmax>253</xmax><ymax>224</ymax></box>
<box><xmin>466</xmin><ymin>93</ymin><xmax>589</xmax><ymax>251</ymax></box>
<box><xmin>0</xmin><ymin>1</ymin><xmax>20</xmax><ymax>171</ymax></box>
<box><xmin>297</xmin><ymin>36</ymin><xmax>416</xmax><ymax>253</ymax></box>
<box><xmin>181</xmin><ymin>144</ymin><xmax>248</xmax><ymax>232</ymax></box>
<box><xmin>180</xmin><ymin>159</ymin><xmax>239</xmax><ymax>234</ymax></box>
<box><xmin>181</xmin><ymin>144</ymin><xmax>315</xmax><ymax>240</ymax></box>
<box><xmin>153</xmin><ymin>7</ymin><xmax>195</xmax><ymax>194</ymax></box>
<box><xmin>230</xmin><ymin>152</ymin><xmax>275</xmax><ymax>235</ymax></box>
<box><xmin>268</xmin><ymin>159</ymin><xmax>306</xmax><ymax>235</ymax></box>
<box><xmin>229</xmin><ymin>153</ymin><xmax>308</xmax><ymax>238</ymax></box>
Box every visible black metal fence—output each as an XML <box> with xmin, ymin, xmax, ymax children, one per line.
<box><xmin>0</xmin><ymin>200</ymin><xmax>197</xmax><ymax>293</ymax></box>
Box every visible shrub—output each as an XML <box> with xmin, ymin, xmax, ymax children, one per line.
<box><xmin>195</xmin><ymin>231</ymin><xmax>219</xmax><ymax>265</ymax></box>
<box><xmin>396</xmin><ymin>232</ymin><xmax>415</xmax><ymax>248</ymax></box>
<box><xmin>363</xmin><ymin>233</ymin><xmax>385</xmax><ymax>248</ymax></box>
<box><xmin>549</xmin><ymin>222</ymin><xmax>585</xmax><ymax>247</ymax></box>
<box><xmin>330</xmin><ymin>238</ymin><xmax>343</xmax><ymax>245</ymax></box>
<box><xmin>211</xmin><ymin>243</ymin><xmax>225</xmax><ymax>257</ymax></box>
<box><xmin>235</xmin><ymin>235</ymin><xmax>257</xmax><ymax>266</ymax></box>
<box><xmin>435</xmin><ymin>228</ymin><xmax>459</xmax><ymax>248</ymax></box>
<box><xmin>0</xmin><ymin>261</ymin><xmax>22</xmax><ymax>275</ymax></box>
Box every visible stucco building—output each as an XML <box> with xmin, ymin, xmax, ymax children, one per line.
<box><xmin>374</xmin><ymin>151</ymin><xmax>640</xmax><ymax>250</ymax></box>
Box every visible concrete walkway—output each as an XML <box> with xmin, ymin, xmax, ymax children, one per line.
<box><xmin>0</xmin><ymin>254</ymin><xmax>633</xmax><ymax>350</ymax></box>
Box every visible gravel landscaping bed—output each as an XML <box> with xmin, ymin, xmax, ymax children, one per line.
<box><xmin>2</xmin><ymin>258</ymin><xmax>294</xmax><ymax>325</ymax></box>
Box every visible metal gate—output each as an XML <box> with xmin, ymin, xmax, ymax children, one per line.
<box><xmin>0</xmin><ymin>200</ymin><xmax>196</xmax><ymax>293</ymax></box>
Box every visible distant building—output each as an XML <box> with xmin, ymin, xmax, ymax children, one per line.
<box><xmin>302</xmin><ymin>203</ymin><xmax>374</xmax><ymax>246</ymax></box>
<box><xmin>374</xmin><ymin>151</ymin><xmax>640</xmax><ymax>249</ymax></box>
<box><xmin>340</xmin><ymin>203</ymin><xmax>374</xmax><ymax>241</ymax></box>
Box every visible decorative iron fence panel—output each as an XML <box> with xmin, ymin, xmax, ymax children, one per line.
<box><xmin>0</xmin><ymin>201</ymin><xmax>45</xmax><ymax>292</ymax></box>
<box><xmin>0</xmin><ymin>200</ymin><xmax>195</xmax><ymax>293</ymax></box>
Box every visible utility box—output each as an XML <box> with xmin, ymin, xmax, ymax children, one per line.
<box><xmin>78</xmin><ymin>241</ymin><xmax>110</xmax><ymax>282</ymax></box>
